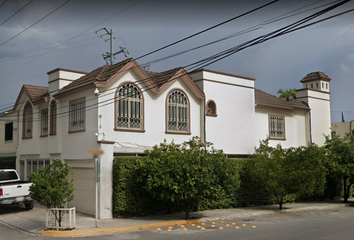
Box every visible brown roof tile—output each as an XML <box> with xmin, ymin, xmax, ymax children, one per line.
<box><xmin>144</xmin><ymin>67</ymin><xmax>183</xmax><ymax>89</ymax></box>
<box><xmin>55</xmin><ymin>58</ymin><xmax>134</xmax><ymax>96</ymax></box>
<box><xmin>255</xmin><ymin>89</ymin><xmax>309</xmax><ymax>112</ymax></box>
<box><xmin>23</xmin><ymin>84</ymin><xmax>49</xmax><ymax>102</ymax></box>
<box><xmin>300</xmin><ymin>71</ymin><xmax>331</xmax><ymax>83</ymax></box>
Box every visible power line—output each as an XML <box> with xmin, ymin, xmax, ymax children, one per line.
<box><xmin>0</xmin><ymin>0</ymin><xmax>33</xmax><ymax>27</ymax></box>
<box><xmin>136</xmin><ymin>0</ymin><xmax>280</xmax><ymax>60</ymax></box>
<box><xmin>140</xmin><ymin>0</ymin><xmax>343</xmax><ymax>68</ymax></box>
<box><xmin>0</xmin><ymin>0</ymin><xmax>7</xmax><ymax>9</ymax></box>
<box><xmin>1</xmin><ymin>0</ymin><xmax>353</xmax><ymax>122</ymax></box>
<box><xmin>0</xmin><ymin>40</ymin><xmax>103</xmax><ymax>63</ymax></box>
<box><xmin>0</xmin><ymin>0</ymin><xmax>144</xmax><ymax>83</ymax></box>
<box><xmin>184</xmin><ymin>0</ymin><xmax>352</xmax><ymax>72</ymax></box>
<box><xmin>0</xmin><ymin>0</ymin><xmax>71</xmax><ymax>47</ymax></box>
<box><xmin>0</xmin><ymin>34</ymin><xmax>98</xmax><ymax>58</ymax></box>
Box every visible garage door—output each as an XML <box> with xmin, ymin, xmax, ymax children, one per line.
<box><xmin>69</xmin><ymin>168</ymin><xmax>95</xmax><ymax>216</ymax></box>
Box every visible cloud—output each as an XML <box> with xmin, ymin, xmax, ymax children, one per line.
<box><xmin>340</xmin><ymin>63</ymin><xmax>351</xmax><ymax>74</ymax></box>
<box><xmin>347</xmin><ymin>53</ymin><xmax>354</xmax><ymax>61</ymax></box>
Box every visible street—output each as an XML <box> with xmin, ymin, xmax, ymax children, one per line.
<box><xmin>1</xmin><ymin>206</ymin><xmax>354</xmax><ymax>240</ymax></box>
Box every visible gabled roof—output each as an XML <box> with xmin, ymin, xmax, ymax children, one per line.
<box><xmin>255</xmin><ymin>89</ymin><xmax>309</xmax><ymax>112</ymax></box>
<box><xmin>300</xmin><ymin>71</ymin><xmax>331</xmax><ymax>83</ymax></box>
<box><xmin>54</xmin><ymin>58</ymin><xmax>204</xmax><ymax>99</ymax></box>
<box><xmin>54</xmin><ymin>58</ymin><xmax>134</xmax><ymax>97</ymax></box>
<box><xmin>23</xmin><ymin>84</ymin><xmax>49</xmax><ymax>101</ymax></box>
<box><xmin>14</xmin><ymin>84</ymin><xmax>49</xmax><ymax>111</ymax></box>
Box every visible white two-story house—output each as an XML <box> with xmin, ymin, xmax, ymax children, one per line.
<box><xmin>12</xmin><ymin>58</ymin><xmax>331</xmax><ymax>219</ymax></box>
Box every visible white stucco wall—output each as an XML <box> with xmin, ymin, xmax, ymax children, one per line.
<box><xmin>0</xmin><ymin>111</ymin><xmax>18</xmax><ymax>154</ymax></box>
<box><xmin>98</xmin><ymin>70</ymin><xmax>203</xmax><ymax>152</ymax></box>
<box><xmin>307</xmin><ymin>98</ymin><xmax>331</xmax><ymax>146</ymax></box>
<box><xmin>204</xmin><ymin>82</ymin><xmax>256</xmax><ymax>155</ymax></box>
<box><xmin>48</xmin><ymin>69</ymin><xmax>86</xmax><ymax>94</ymax></box>
<box><xmin>296</xmin><ymin>89</ymin><xmax>331</xmax><ymax>146</ymax></box>
<box><xmin>190</xmin><ymin>70</ymin><xmax>256</xmax><ymax>155</ymax></box>
<box><xmin>254</xmin><ymin>110</ymin><xmax>309</xmax><ymax>149</ymax></box>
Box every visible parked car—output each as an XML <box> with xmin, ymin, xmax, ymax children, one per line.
<box><xmin>0</xmin><ymin>169</ymin><xmax>34</xmax><ymax>210</ymax></box>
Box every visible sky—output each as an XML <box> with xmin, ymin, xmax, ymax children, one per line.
<box><xmin>0</xmin><ymin>0</ymin><xmax>353</xmax><ymax>123</ymax></box>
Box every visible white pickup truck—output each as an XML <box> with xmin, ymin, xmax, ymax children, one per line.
<box><xmin>0</xmin><ymin>169</ymin><xmax>34</xmax><ymax>210</ymax></box>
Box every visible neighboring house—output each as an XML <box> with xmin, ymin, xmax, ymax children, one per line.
<box><xmin>331</xmin><ymin>121</ymin><xmax>354</xmax><ymax>138</ymax></box>
<box><xmin>11</xmin><ymin>58</ymin><xmax>331</xmax><ymax>219</ymax></box>
<box><xmin>0</xmin><ymin>109</ymin><xmax>18</xmax><ymax>169</ymax></box>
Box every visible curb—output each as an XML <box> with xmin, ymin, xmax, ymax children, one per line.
<box><xmin>39</xmin><ymin>202</ymin><xmax>351</xmax><ymax>237</ymax></box>
<box><xmin>40</xmin><ymin>219</ymin><xmax>201</xmax><ymax>237</ymax></box>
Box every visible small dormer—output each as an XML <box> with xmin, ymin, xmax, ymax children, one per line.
<box><xmin>300</xmin><ymin>71</ymin><xmax>331</xmax><ymax>92</ymax></box>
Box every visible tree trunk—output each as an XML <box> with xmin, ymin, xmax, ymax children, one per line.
<box><xmin>275</xmin><ymin>195</ymin><xmax>283</xmax><ymax>210</ymax></box>
<box><xmin>185</xmin><ymin>201</ymin><xmax>191</xmax><ymax>220</ymax></box>
<box><xmin>343</xmin><ymin>177</ymin><xmax>349</xmax><ymax>203</ymax></box>
<box><xmin>344</xmin><ymin>180</ymin><xmax>352</xmax><ymax>203</ymax></box>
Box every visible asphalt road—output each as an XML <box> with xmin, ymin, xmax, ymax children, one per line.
<box><xmin>1</xmin><ymin>206</ymin><xmax>354</xmax><ymax>239</ymax></box>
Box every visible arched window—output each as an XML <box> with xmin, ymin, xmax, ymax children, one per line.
<box><xmin>166</xmin><ymin>89</ymin><xmax>189</xmax><ymax>133</ymax></box>
<box><xmin>116</xmin><ymin>83</ymin><xmax>143</xmax><ymax>130</ymax></box>
<box><xmin>206</xmin><ymin>100</ymin><xmax>217</xmax><ymax>116</ymax></box>
<box><xmin>23</xmin><ymin>102</ymin><xmax>33</xmax><ymax>139</ymax></box>
<box><xmin>50</xmin><ymin>100</ymin><xmax>57</xmax><ymax>135</ymax></box>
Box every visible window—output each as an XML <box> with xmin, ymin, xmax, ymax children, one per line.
<box><xmin>206</xmin><ymin>100</ymin><xmax>217</xmax><ymax>116</ymax></box>
<box><xmin>316</xmin><ymin>83</ymin><xmax>319</xmax><ymax>89</ymax></box>
<box><xmin>50</xmin><ymin>100</ymin><xmax>57</xmax><ymax>135</ymax></box>
<box><xmin>41</xmin><ymin>108</ymin><xmax>48</xmax><ymax>137</ymax></box>
<box><xmin>116</xmin><ymin>83</ymin><xmax>143</xmax><ymax>130</ymax></box>
<box><xmin>166</xmin><ymin>89</ymin><xmax>189</xmax><ymax>133</ymax></box>
<box><xmin>5</xmin><ymin>122</ymin><xmax>13</xmax><ymax>142</ymax></box>
<box><xmin>326</xmin><ymin>83</ymin><xmax>328</xmax><ymax>89</ymax></box>
<box><xmin>69</xmin><ymin>98</ymin><xmax>85</xmax><ymax>132</ymax></box>
<box><xmin>331</xmin><ymin>131</ymin><xmax>336</xmax><ymax>137</ymax></box>
<box><xmin>322</xmin><ymin>82</ymin><xmax>324</xmax><ymax>88</ymax></box>
<box><xmin>20</xmin><ymin>159</ymin><xmax>50</xmax><ymax>180</ymax></box>
<box><xmin>23</xmin><ymin>102</ymin><xmax>33</xmax><ymax>139</ymax></box>
<box><xmin>311</xmin><ymin>84</ymin><xmax>313</xmax><ymax>88</ymax></box>
<box><xmin>269</xmin><ymin>115</ymin><xmax>285</xmax><ymax>140</ymax></box>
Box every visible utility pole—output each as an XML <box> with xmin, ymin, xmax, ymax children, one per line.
<box><xmin>95</xmin><ymin>28</ymin><xmax>129</xmax><ymax>65</ymax></box>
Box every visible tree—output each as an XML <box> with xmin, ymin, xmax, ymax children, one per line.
<box><xmin>324</xmin><ymin>134</ymin><xmax>354</xmax><ymax>203</ymax></box>
<box><xmin>28</xmin><ymin>160</ymin><xmax>74</xmax><ymax>227</ymax></box>
<box><xmin>250</xmin><ymin>140</ymin><xmax>326</xmax><ymax>209</ymax></box>
<box><xmin>277</xmin><ymin>88</ymin><xmax>296</xmax><ymax>99</ymax></box>
<box><xmin>139</xmin><ymin>137</ymin><xmax>239</xmax><ymax>219</ymax></box>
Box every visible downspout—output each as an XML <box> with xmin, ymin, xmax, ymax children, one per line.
<box><xmin>204</xmin><ymin>98</ymin><xmax>206</xmax><ymax>147</ymax></box>
<box><xmin>16</xmin><ymin>110</ymin><xmax>20</xmax><ymax>172</ymax></box>
<box><xmin>309</xmin><ymin>110</ymin><xmax>312</xmax><ymax>144</ymax></box>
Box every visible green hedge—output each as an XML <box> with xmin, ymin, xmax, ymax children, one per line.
<box><xmin>112</xmin><ymin>156</ymin><xmax>240</xmax><ymax>217</ymax></box>
<box><xmin>112</xmin><ymin>156</ymin><xmax>342</xmax><ymax>217</ymax></box>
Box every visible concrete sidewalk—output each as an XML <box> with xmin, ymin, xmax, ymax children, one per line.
<box><xmin>0</xmin><ymin>200</ymin><xmax>353</xmax><ymax>237</ymax></box>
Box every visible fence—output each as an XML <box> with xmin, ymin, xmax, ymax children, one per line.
<box><xmin>46</xmin><ymin>207</ymin><xmax>76</xmax><ymax>230</ymax></box>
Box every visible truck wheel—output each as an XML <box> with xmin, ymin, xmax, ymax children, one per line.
<box><xmin>25</xmin><ymin>202</ymin><xmax>34</xmax><ymax>210</ymax></box>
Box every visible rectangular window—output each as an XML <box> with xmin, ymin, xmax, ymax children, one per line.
<box><xmin>69</xmin><ymin>98</ymin><xmax>85</xmax><ymax>132</ymax></box>
<box><xmin>5</xmin><ymin>122</ymin><xmax>13</xmax><ymax>141</ymax></box>
<box><xmin>269</xmin><ymin>115</ymin><xmax>285</xmax><ymax>140</ymax></box>
<box><xmin>41</xmin><ymin>109</ymin><xmax>48</xmax><ymax>136</ymax></box>
<box><xmin>20</xmin><ymin>159</ymin><xmax>50</xmax><ymax>180</ymax></box>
